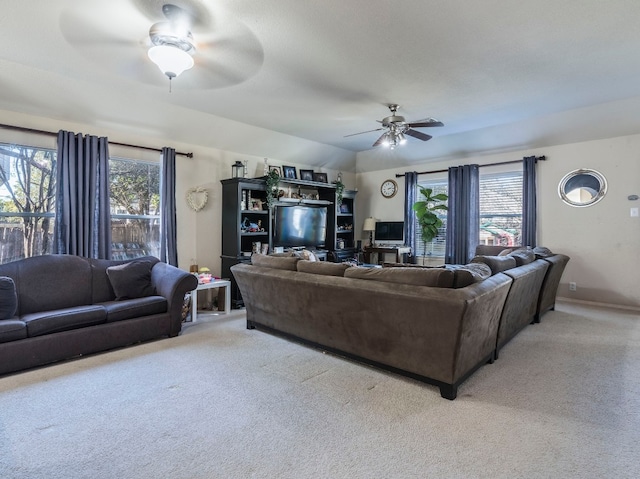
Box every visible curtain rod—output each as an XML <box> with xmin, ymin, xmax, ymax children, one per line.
<box><xmin>395</xmin><ymin>155</ymin><xmax>546</xmax><ymax>178</ymax></box>
<box><xmin>0</xmin><ymin>123</ymin><xmax>194</xmax><ymax>158</ymax></box>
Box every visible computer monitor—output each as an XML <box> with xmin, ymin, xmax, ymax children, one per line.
<box><xmin>374</xmin><ymin>221</ymin><xmax>404</xmax><ymax>244</ymax></box>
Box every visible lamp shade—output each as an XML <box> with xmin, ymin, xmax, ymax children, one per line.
<box><xmin>363</xmin><ymin>217</ymin><xmax>376</xmax><ymax>231</ymax></box>
<box><xmin>148</xmin><ymin>45</ymin><xmax>194</xmax><ymax>78</ymax></box>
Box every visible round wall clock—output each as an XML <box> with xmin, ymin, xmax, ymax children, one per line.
<box><xmin>380</xmin><ymin>179</ymin><xmax>398</xmax><ymax>198</ymax></box>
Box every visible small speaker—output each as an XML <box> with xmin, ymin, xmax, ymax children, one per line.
<box><xmin>356</xmin><ymin>240</ymin><xmax>362</xmax><ymax>251</ymax></box>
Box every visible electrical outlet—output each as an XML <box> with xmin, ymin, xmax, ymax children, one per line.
<box><xmin>631</xmin><ymin>207</ymin><xmax>639</xmax><ymax>217</ymax></box>
<box><xmin>569</xmin><ymin>282</ymin><xmax>577</xmax><ymax>292</ymax></box>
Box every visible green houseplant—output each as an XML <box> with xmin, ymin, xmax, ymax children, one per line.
<box><xmin>265</xmin><ymin>168</ymin><xmax>280</xmax><ymax>209</ymax></box>
<box><xmin>334</xmin><ymin>179</ymin><xmax>345</xmax><ymax>207</ymax></box>
<box><xmin>412</xmin><ymin>186</ymin><xmax>448</xmax><ymax>257</ymax></box>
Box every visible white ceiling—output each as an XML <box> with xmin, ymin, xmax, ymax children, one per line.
<box><xmin>2</xmin><ymin>0</ymin><xmax>640</xmax><ymax>173</ymax></box>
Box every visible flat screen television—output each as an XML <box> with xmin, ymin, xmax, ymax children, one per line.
<box><xmin>375</xmin><ymin>221</ymin><xmax>404</xmax><ymax>243</ymax></box>
<box><xmin>273</xmin><ymin>205</ymin><xmax>327</xmax><ymax>248</ymax></box>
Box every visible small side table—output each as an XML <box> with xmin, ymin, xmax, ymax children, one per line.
<box><xmin>191</xmin><ymin>279</ymin><xmax>231</xmax><ymax>322</ymax></box>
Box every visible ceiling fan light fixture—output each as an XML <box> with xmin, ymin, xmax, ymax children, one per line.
<box><xmin>148</xmin><ymin>44</ymin><xmax>194</xmax><ymax>79</ymax></box>
<box><xmin>397</xmin><ymin>132</ymin><xmax>407</xmax><ymax>144</ymax></box>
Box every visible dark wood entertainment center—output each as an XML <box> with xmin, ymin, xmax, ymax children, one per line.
<box><xmin>221</xmin><ymin>177</ymin><xmax>357</xmax><ymax>308</ymax></box>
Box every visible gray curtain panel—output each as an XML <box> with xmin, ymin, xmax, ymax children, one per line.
<box><xmin>160</xmin><ymin>147</ymin><xmax>178</xmax><ymax>266</ymax></box>
<box><xmin>54</xmin><ymin>130</ymin><xmax>111</xmax><ymax>259</ymax></box>
<box><xmin>403</xmin><ymin>171</ymin><xmax>418</xmax><ymax>263</ymax></box>
<box><xmin>445</xmin><ymin>164</ymin><xmax>479</xmax><ymax>264</ymax></box>
<box><xmin>522</xmin><ymin>156</ymin><xmax>537</xmax><ymax>247</ymax></box>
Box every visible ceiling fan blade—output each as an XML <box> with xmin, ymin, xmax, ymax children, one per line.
<box><xmin>405</xmin><ymin>129</ymin><xmax>432</xmax><ymax>141</ymax></box>
<box><xmin>344</xmin><ymin>127</ymin><xmax>385</xmax><ymax>138</ymax></box>
<box><xmin>407</xmin><ymin>120</ymin><xmax>444</xmax><ymax>128</ymax></box>
<box><xmin>372</xmin><ymin>133</ymin><xmax>388</xmax><ymax>147</ymax></box>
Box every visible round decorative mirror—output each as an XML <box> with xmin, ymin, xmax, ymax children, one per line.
<box><xmin>558</xmin><ymin>169</ymin><xmax>607</xmax><ymax>207</ymax></box>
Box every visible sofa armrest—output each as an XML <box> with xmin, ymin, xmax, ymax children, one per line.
<box><xmin>151</xmin><ymin>262</ymin><xmax>198</xmax><ymax>336</ymax></box>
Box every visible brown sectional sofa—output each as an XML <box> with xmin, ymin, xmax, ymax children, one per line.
<box><xmin>0</xmin><ymin>254</ymin><xmax>198</xmax><ymax>376</ymax></box>
<box><xmin>232</xmin><ymin>255</ymin><xmax>513</xmax><ymax>400</ymax></box>
<box><xmin>233</xmin><ymin>245</ymin><xmax>570</xmax><ymax>400</ymax></box>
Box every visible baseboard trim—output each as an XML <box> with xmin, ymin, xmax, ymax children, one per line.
<box><xmin>557</xmin><ymin>297</ymin><xmax>640</xmax><ymax>313</ymax></box>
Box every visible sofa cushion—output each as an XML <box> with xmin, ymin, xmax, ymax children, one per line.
<box><xmin>106</xmin><ymin>260</ymin><xmax>156</xmax><ymax>300</ymax></box>
<box><xmin>0</xmin><ymin>319</ymin><xmax>27</xmax><ymax>343</ymax></box>
<box><xmin>22</xmin><ymin>305</ymin><xmax>107</xmax><ymax>337</ymax></box>
<box><xmin>14</xmin><ymin>255</ymin><xmax>93</xmax><ymax>315</ymax></box>
<box><xmin>297</xmin><ymin>260</ymin><xmax>351</xmax><ymax>277</ymax></box>
<box><xmin>446</xmin><ymin>263</ymin><xmax>492</xmax><ymax>288</ymax></box>
<box><xmin>471</xmin><ymin>255</ymin><xmax>517</xmax><ymax>275</ymax></box>
<box><xmin>508</xmin><ymin>249</ymin><xmax>536</xmax><ymax>266</ymax></box>
<box><xmin>251</xmin><ymin>254</ymin><xmax>299</xmax><ymax>270</ymax></box>
<box><xmin>100</xmin><ymin>296</ymin><xmax>168</xmax><ymax>323</ymax></box>
<box><xmin>344</xmin><ymin>266</ymin><xmax>455</xmax><ymax>288</ymax></box>
<box><xmin>0</xmin><ymin>276</ymin><xmax>17</xmax><ymax>319</ymax></box>
<box><xmin>533</xmin><ymin>246</ymin><xmax>554</xmax><ymax>258</ymax></box>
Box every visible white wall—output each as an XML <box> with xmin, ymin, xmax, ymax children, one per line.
<box><xmin>356</xmin><ymin>134</ymin><xmax>640</xmax><ymax>309</ymax></box>
<box><xmin>0</xmin><ymin>110</ymin><xmax>355</xmax><ymax>277</ymax></box>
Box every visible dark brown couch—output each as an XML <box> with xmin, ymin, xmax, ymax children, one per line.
<box><xmin>0</xmin><ymin>254</ymin><xmax>197</xmax><ymax>376</ymax></box>
<box><xmin>232</xmin><ymin>255</ymin><xmax>513</xmax><ymax>400</ymax></box>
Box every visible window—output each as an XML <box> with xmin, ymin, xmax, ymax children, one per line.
<box><xmin>479</xmin><ymin>172</ymin><xmax>523</xmax><ymax>247</ymax></box>
<box><xmin>0</xmin><ymin>144</ymin><xmax>56</xmax><ymax>263</ymax></box>
<box><xmin>415</xmin><ymin>170</ymin><xmax>523</xmax><ymax>257</ymax></box>
<box><xmin>415</xmin><ymin>178</ymin><xmax>448</xmax><ymax>258</ymax></box>
<box><xmin>0</xmin><ymin>143</ymin><xmax>162</xmax><ymax>264</ymax></box>
<box><xmin>109</xmin><ymin>157</ymin><xmax>160</xmax><ymax>260</ymax></box>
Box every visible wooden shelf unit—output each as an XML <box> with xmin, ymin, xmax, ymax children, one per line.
<box><xmin>221</xmin><ymin>177</ymin><xmax>357</xmax><ymax>307</ymax></box>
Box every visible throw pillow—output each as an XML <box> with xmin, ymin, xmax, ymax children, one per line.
<box><xmin>0</xmin><ymin>276</ymin><xmax>17</xmax><ymax>319</ymax></box>
<box><xmin>533</xmin><ymin>246</ymin><xmax>554</xmax><ymax>258</ymax></box>
<box><xmin>446</xmin><ymin>263</ymin><xmax>492</xmax><ymax>288</ymax></box>
<box><xmin>471</xmin><ymin>255</ymin><xmax>517</xmax><ymax>275</ymax></box>
<box><xmin>106</xmin><ymin>260</ymin><xmax>156</xmax><ymax>300</ymax></box>
<box><xmin>508</xmin><ymin>249</ymin><xmax>536</xmax><ymax>266</ymax></box>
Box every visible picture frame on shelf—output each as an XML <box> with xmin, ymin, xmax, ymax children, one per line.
<box><xmin>250</xmin><ymin>198</ymin><xmax>263</xmax><ymax>210</ymax></box>
<box><xmin>299</xmin><ymin>169</ymin><xmax>314</xmax><ymax>181</ymax></box>
<box><xmin>282</xmin><ymin>166</ymin><xmax>297</xmax><ymax>179</ymax></box>
<box><xmin>268</xmin><ymin>165</ymin><xmax>281</xmax><ymax>176</ymax></box>
<box><xmin>340</xmin><ymin>203</ymin><xmax>351</xmax><ymax>214</ymax></box>
<box><xmin>313</xmin><ymin>172</ymin><xmax>328</xmax><ymax>183</ymax></box>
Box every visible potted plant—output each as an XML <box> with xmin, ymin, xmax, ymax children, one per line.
<box><xmin>265</xmin><ymin>168</ymin><xmax>280</xmax><ymax>209</ymax></box>
<box><xmin>334</xmin><ymin>179</ymin><xmax>345</xmax><ymax>207</ymax></box>
<box><xmin>412</xmin><ymin>186</ymin><xmax>448</xmax><ymax>257</ymax></box>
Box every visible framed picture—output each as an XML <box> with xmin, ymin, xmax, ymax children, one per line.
<box><xmin>313</xmin><ymin>172</ymin><xmax>328</xmax><ymax>183</ymax></box>
<box><xmin>250</xmin><ymin>198</ymin><xmax>263</xmax><ymax>210</ymax></box>
<box><xmin>269</xmin><ymin>165</ymin><xmax>281</xmax><ymax>176</ymax></box>
<box><xmin>299</xmin><ymin>169</ymin><xmax>314</xmax><ymax>181</ymax></box>
<box><xmin>282</xmin><ymin>166</ymin><xmax>297</xmax><ymax>179</ymax></box>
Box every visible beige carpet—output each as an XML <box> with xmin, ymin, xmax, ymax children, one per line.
<box><xmin>1</xmin><ymin>302</ymin><xmax>639</xmax><ymax>478</ymax></box>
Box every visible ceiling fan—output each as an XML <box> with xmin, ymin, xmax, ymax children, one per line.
<box><xmin>346</xmin><ymin>104</ymin><xmax>444</xmax><ymax>149</ymax></box>
<box><xmin>59</xmin><ymin>0</ymin><xmax>264</xmax><ymax>89</ymax></box>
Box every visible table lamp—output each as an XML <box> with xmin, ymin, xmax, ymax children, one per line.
<box><xmin>363</xmin><ymin>217</ymin><xmax>376</xmax><ymax>246</ymax></box>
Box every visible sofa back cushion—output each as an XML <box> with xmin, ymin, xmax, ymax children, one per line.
<box><xmin>0</xmin><ymin>276</ymin><xmax>17</xmax><ymax>319</ymax></box>
<box><xmin>251</xmin><ymin>254</ymin><xmax>299</xmax><ymax>270</ymax></box>
<box><xmin>14</xmin><ymin>255</ymin><xmax>94</xmax><ymax>315</ymax></box>
<box><xmin>471</xmin><ymin>255</ymin><xmax>517</xmax><ymax>275</ymax></box>
<box><xmin>344</xmin><ymin>266</ymin><xmax>455</xmax><ymax>287</ymax></box>
<box><xmin>446</xmin><ymin>263</ymin><xmax>492</xmax><ymax>288</ymax></box>
<box><xmin>508</xmin><ymin>249</ymin><xmax>536</xmax><ymax>266</ymax></box>
<box><xmin>297</xmin><ymin>260</ymin><xmax>351</xmax><ymax>277</ymax></box>
<box><xmin>532</xmin><ymin>246</ymin><xmax>554</xmax><ymax>258</ymax></box>
<box><xmin>106</xmin><ymin>259</ymin><xmax>157</xmax><ymax>300</ymax></box>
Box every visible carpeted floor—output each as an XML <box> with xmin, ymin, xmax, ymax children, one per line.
<box><xmin>1</xmin><ymin>302</ymin><xmax>639</xmax><ymax>478</ymax></box>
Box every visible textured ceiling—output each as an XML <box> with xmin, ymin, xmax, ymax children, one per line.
<box><xmin>1</xmin><ymin>0</ymin><xmax>640</xmax><ymax>173</ymax></box>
